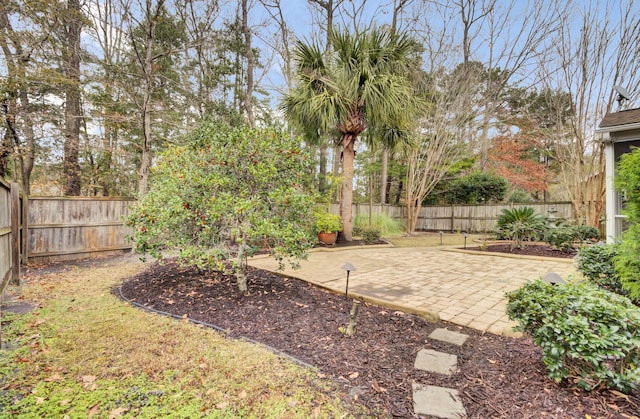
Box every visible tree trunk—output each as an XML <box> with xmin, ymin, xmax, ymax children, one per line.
<box><xmin>235</xmin><ymin>244</ymin><xmax>248</xmax><ymax>292</ymax></box>
<box><xmin>319</xmin><ymin>145</ymin><xmax>327</xmax><ymax>193</ymax></box>
<box><xmin>380</xmin><ymin>148</ymin><xmax>388</xmax><ymax>204</ymax></box>
<box><xmin>340</xmin><ymin>134</ymin><xmax>356</xmax><ymax>241</ymax></box>
<box><xmin>63</xmin><ymin>0</ymin><xmax>83</xmax><ymax>196</ymax></box>
<box><xmin>137</xmin><ymin>0</ymin><xmax>161</xmax><ymax>197</ymax></box>
<box><xmin>345</xmin><ymin>299</ymin><xmax>361</xmax><ymax>336</ymax></box>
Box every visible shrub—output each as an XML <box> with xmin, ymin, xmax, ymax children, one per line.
<box><xmin>314</xmin><ymin>210</ymin><xmax>342</xmax><ymax>233</ymax></box>
<box><xmin>496</xmin><ymin>207</ymin><xmax>548</xmax><ymax>250</ymax></box>
<box><xmin>506</xmin><ymin>280</ymin><xmax>640</xmax><ymax>393</ymax></box>
<box><xmin>506</xmin><ymin>189</ymin><xmax>533</xmax><ymax>203</ymax></box>
<box><xmin>126</xmin><ymin>122</ymin><xmax>317</xmax><ymax>292</ymax></box>
<box><xmin>544</xmin><ymin>227</ymin><xmax>576</xmax><ymax>252</ymax></box>
<box><xmin>572</xmin><ymin>225</ymin><xmax>600</xmax><ymax>242</ymax></box>
<box><xmin>446</xmin><ymin>171</ymin><xmax>508</xmax><ymax>204</ymax></box>
<box><xmin>360</xmin><ymin>227</ymin><xmax>381</xmax><ymax>244</ymax></box>
<box><xmin>576</xmin><ymin>243</ymin><xmax>629</xmax><ymax>297</ymax></box>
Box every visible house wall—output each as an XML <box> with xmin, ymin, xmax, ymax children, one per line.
<box><xmin>604</xmin><ymin>133</ymin><xmax>640</xmax><ymax>243</ymax></box>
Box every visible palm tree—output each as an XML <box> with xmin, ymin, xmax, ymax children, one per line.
<box><xmin>282</xmin><ymin>27</ymin><xmax>422</xmax><ymax>241</ymax></box>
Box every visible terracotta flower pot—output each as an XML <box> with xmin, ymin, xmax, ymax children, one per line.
<box><xmin>317</xmin><ymin>231</ymin><xmax>337</xmax><ymax>245</ymax></box>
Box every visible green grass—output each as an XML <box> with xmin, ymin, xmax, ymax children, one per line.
<box><xmin>353</xmin><ymin>213</ymin><xmax>405</xmax><ymax>236</ymax></box>
<box><xmin>386</xmin><ymin>232</ymin><xmax>487</xmax><ymax>248</ymax></box>
<box><xmin>0</xmin><ymin>260</ymin><xmax>366</xmax><ymax>418</ymax></box>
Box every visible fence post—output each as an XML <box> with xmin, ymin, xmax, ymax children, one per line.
<box><xmin>450</xmin><ymin>204</ymin><xmax>455</xmax><ymax>233</ymax></box>
<box><xmin>21</xmin><ymin>194</ymin><xmax>28</xmax><ymax>265</ymax></box>
<box><xmin>10</xmin><ymin>182</ymin><xmax>20</xmax><ymax>285</ymax></box>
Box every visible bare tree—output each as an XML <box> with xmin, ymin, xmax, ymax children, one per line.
<box><xmin>241</xmin><ymin>0</ymin><xmax>256</xmax><ymax>128</ymax></box>
<box><xmin>450</xmin><ymin>0</ymin><xmax>561</xmax><ymax>170</ymax></box>
<box><xmin>539</xmin><ymin>0</ymin><xmax>640</xmax><ymax>226</ymax></box>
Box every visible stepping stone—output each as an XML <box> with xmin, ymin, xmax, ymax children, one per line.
<box><xmin>429</xmin><ymin>328</ymin><xmax>469</xmax><ymax>346</ymax></box>
<box><xmin>414</xmin><ymin>349</ymin><xmax>458</xmax><ymax>375</ymax></box>
<box><xmin>413</xmin><ymin>383</ymin><xmax>466</xmax><ymax>418</ymax></box>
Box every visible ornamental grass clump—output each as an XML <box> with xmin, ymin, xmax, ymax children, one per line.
<box><xmin>506</xmin><ymin>280</ymin><xmax>640</xmax><ymax>393</ymax></box>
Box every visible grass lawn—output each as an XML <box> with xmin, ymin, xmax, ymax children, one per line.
<box><xmin>0</xmin><ymin>258</ymin><xmax>363</xmax><ymax>418</ymax></box>
<box><xmin>386</xmin><ymin>231</ymin><xmax>487</xmax><ymax>248</ymax></box>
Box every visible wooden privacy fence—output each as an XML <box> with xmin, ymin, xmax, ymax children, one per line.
<box><xmin>27</xmin><ymin>197</ymin><xmax>135</xmax><ymax>263</ymax></box>
<box><xmin>0</xmin><ymin>179</ymin><xmax>20</xmax><ymax>293</ymax></box>
<box><xmin>331</xmin><ymin>202</ymin><xmax>576</xmax><ymax>233</ymax></box>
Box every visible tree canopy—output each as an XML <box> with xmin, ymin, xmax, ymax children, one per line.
<box><xmin>126</xmin><ymin>122</ymin><xmax>317</xmax><ymax>291</ymax></box>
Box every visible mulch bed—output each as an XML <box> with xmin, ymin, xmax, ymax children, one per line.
<box><xmin>119</xmin><ymin>260</ymin><xmax>639</xmax><ymax>418</ymax></box>
<box><xmin>465</xmin><ymin>244</ymin><xmax>578</xmax><ymax>259</ymax></box>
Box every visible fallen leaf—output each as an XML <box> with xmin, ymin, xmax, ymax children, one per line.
<box><xmin>109</xmin><ymin>407</ymin><xmax>127</xmax><ymax>418</ymax></box>
<box><xmin>82</xmin><ymin>375</ymin><xmax>97</xmax><ymax>386</ymax></box>
<box><xmin>88</xmin><ymin>402</ymin><xmax>100</xmax><ymax>417</ymax></box>
<box><xmin>45</xmin><ymin>374</ymin><xmax>62</xmax><ymax>382</ymax></box>
<box><xmin>348</xmin><ymin>372</ymin><xmax>359</xmax><ymax>379</ymax></box>
<box><xmin>487</xmin><ymin>359</ymin><xmax>497</xmax><ymax>364</ymax></box>
<box><xmin>35</xmin><ymin>397</ymin><xmax>46</xmax><ymax>405</ymax></box>
<box><xmin>371</xmin><ymin>382</ymin><xmax>388</xmax><ymax>394</ymax></box>
<box><xmin>59</xmin><ymin>399</ymin><xmax>71</xmax><ymax>406</ymax></box>
<box><xmin>181</xmin><ymin>314</ymin><xmax>189</xmax><ymax>323</ymax></box>
<box><xmin>167</xmin><ymin>299</ymin><xmax>174</xmax><ymax>305</ymax></box>
<box><xmin>215</xmin><ymin>402</ymin><xmax>229</xmax><ymax>410</ymax></box>
<box><xmin>239</xmin><ymin>390</ymin><xmax>247</xmax><ymax>399</ymax></box>
<box><xmin>609</xmin><ymin>390</ymin><xmax>630</xmax><ymax>401</ymax></box>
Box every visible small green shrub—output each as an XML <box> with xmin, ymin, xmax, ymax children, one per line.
<box><xmin>506</xmin><ymin>280</ymin><xmax>640</xmax><ymax>393</ymax></box>
<box><xmin>496</xmin><ymin>207</ymin><xmax>548</xmax><ymax>250</ymax></box>
<box><xmin>544</xmin><ymin>227</ymin><xmax>576</xmax><ymax>252</ymax></box>
<box><xmin>314</xmin><ymin>210</ymin><xmax>342</xmax><ymax>233</ymax></box>
<box><xmin>572</xmin><ymin>225</ymin><xmax>600</xmax><ymax>242</ymax></box>
<box><xmin>506</xmin><ymin>189</ymin><xmax>533</xmax><ymax>203</ymax></box>
<box><xmin>577</xmin><ymin>243</ymin><xmax>630</xmax><ymax>298</ymax></box>
<box><xmin>361</xmin><ymin>227</ymin><xmax>381</xmax><ymax>244</ymax></box>
<box><xmin>352</xmin><ymin>225</ymin><xmax>363</xmax><ymax>237</ymax></box>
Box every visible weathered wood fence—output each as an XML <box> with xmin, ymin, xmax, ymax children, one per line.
<box><xmin>331</xmin><ymin>202</ymin><xmax>576</xmax><ymax>232</ymax></box>
<box><xmin>27</xmin><ymin>197</ymin><xmax>135</xmax><ymax>263</ymax></box>
<box><xmin>0</xmin><ymin>179</ymin><xmax>20</xmax><ymax>293</ymax></box>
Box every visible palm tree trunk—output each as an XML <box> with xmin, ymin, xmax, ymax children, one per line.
<box><xmin>340</xmin><ymin>134</ymin><xmax>356</xmax><ymax>241</ymax></box>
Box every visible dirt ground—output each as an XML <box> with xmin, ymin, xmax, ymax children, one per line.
<box><xmin>119</xmin><ymin>259</ymin><xmax>640</xmax><ymax>418</ymax></box>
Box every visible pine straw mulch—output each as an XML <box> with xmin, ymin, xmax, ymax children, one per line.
<box><xmin>119</xmin><ymin>259</ymin><xmax>640</xmax><ymax>418</ymax></box>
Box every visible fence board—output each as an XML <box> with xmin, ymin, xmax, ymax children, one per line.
<box><xmin>0</xmin><ymin>178</ymin><xmax>20</xmax><ymax>293</ymax></box>
<box><xmin>27</xmin><ymin>197</ymin><xmax>135</xmax><ymax>263</ymax></box>
<box><xmin>331</xmin><ymin>201</ymin><xmax>576</xmax><ymax>233</ymax></box>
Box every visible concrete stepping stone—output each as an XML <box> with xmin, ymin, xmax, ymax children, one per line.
<box><xmin>428</xmin><ymin>328</ymin><xmax>469</xmax><ymax>346</ymax></box>
<box><xmin>414</xmin><ymin>349</ymin><xmax>458</xmax><ymax>375</ymax></box>
<box><xmin>413</xmin><ymin>383</ymin><xmax>466</xmax><ymax>418</ymax></box>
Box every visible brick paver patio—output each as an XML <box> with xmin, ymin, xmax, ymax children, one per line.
<box><xmin>248</xmin><ymin>246</ymin><xmax>576</xmax><ymax>335</ymax></box>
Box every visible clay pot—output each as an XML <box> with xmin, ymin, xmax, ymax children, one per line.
<box><xmin>317</xmin><ymin>231</ymin><xmax>337</xmax><ymax>245</ymax></box>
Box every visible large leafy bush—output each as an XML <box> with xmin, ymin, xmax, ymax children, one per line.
<box><xmin>446</xmin><ymin>171</ymin><xmax>508</xmax><ymax>204</ymax></box>
<box><xmin>577</xmin><ymin>243</ymin><xmax>631</xmax><ymax>299</ymax></box>
<box><xmin>126</xmin><ymin>122</ymin><xmax>317</xmax><ymax>291</ymax></box>
<box><xmin>614</xmin><ymin>147</ymin><xmax>640</xmax><ymax>300</ymax></box>
<box><xmin>495</xmin><ymin>206</ymin><xmax>548</xmax><ymax>250</ymax></box>
<box><xmin>544</xmin><ymin>225</ymin><xmax>600</xmax><ymax>253</ymax></box>
<box><xmin>506</xmin><ymin>280</ymin><xmax>640</xmax><ymax>393</ymax></box>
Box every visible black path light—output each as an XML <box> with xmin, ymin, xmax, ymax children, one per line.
<box><xmin>341</xmin><ymin>262</ymin><xmax>356</xmax><ymax>299</ymax></box>
<box><xmin>463</xmin><ymin>232</ymin><xmax>468</xmax><ymax>249</ymax></box>
<box><xmin>439</xmin><ymin>231</ymin><xmax>443</xmax><ymax>245</ymax></box>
